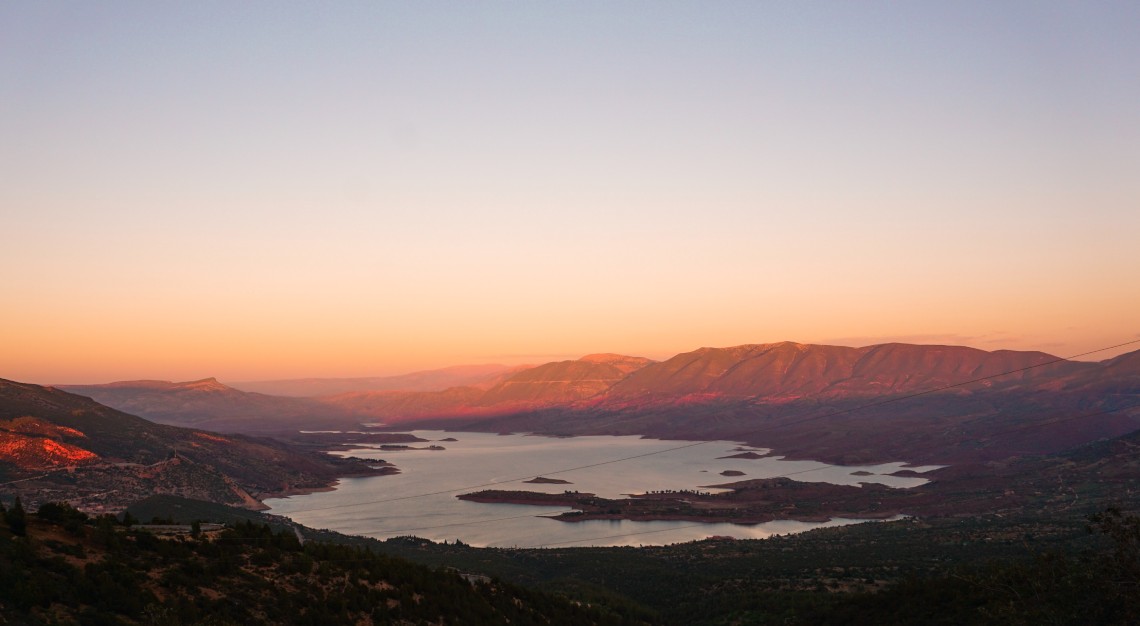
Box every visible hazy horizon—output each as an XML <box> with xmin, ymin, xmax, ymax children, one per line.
<box><xmin>4</xmin><ymin>2</ymin><xmax>1138</xmax><ymax>383</ymax></box>
<box><xmin>30</xmin><ymin>336</ymin><xmax>1140</xmax><ymax>388</ymax></box>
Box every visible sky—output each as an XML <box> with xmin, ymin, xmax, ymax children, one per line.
<box><xmin>2</xmin><ymin>1</ymin><xmax>1139</xmax><ymax>384</ymax></box>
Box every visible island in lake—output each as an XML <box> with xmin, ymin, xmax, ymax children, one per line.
<box><xmin>454</xmin><ymin>470</ymin><xmax>991</xmax><ymax>525</ymax></box>
<box><xmin>717</xmin><ymin>451</ymin><xmax>768</xmax><ymax>460</ymax></box>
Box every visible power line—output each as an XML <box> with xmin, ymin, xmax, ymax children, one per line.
<box><xmin>333</xmin><ymin>400</ymin><xmax>1140</xmax><ymax>544</ymax></box>
<box><xmin>116</xmin><ymin>394</ymin><xmax>1140</xmax><ymax>549</ymax></box>
<box><xmin>117</xmin><ymin>402</ymin><xmax>1139</xmax><ymax>547</ymax></box>
<box><xmin>278</xmin><ymin>338</ymin><xmax>1140</xmax><ymax>516</ymax></box>
<box><xmin>282</xmin><ymin>459</ymin><xmax>896</xmax><ymax>538</ymax></box>
<box><xmin>527</xmin><ymin>523</ymin><xmax>715</xmax><ymax>549</ymax></box>
<box><xmin>969</xmin><ymin>400</ymin><xmax>1140</xmax><ymax>442</ymax></box>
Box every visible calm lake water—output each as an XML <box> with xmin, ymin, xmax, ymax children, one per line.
<box><xmin>264</xmin><ymin>431</ymin><xmax>939</xmax><ymax>548</ymax></box>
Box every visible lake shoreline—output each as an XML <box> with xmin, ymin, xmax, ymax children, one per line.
<box><xmin>269</xmin><ymin>430</ymin><xmax>935</xmax><ymax>546</ymax></box>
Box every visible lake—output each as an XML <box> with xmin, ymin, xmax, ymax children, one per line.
<box><xmin>264</xmin><ymin>430</ymin><xmax>940</xmax><ymax>548</ymax></box>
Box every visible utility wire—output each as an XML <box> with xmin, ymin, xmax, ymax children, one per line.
<box><xmin>353</xmin><ymin>400</ymin><xmax>1140</xmax><ymax>544</ymax></box>
<box><xmin>527</xmin><ymin>523</ymin><xmax>729</xmax><ymax>549</ymax></box>
<box><xmin>138</xmin><ymin>402</ymin><xmax>1140</xmax><ymax>547</ymax></box>
<box><xmin>278</xmin><ymin>338</ymin><xmax>1140</xmax><ymax>515</ymax></box>
<box><xmin>515</xmin><ymin>401</ymin><xmax>1140</xmax><ymax>549</ymax></box>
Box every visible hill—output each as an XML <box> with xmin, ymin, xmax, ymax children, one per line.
<box><xmin>0</xmin><ymin>379</ymin><xmax>381</xmax><ymax>513</ymax></box>
<box><xmin>0</xmin><ymin>507</ymin><xmax>640</xmax><ymax>625</ymax></box>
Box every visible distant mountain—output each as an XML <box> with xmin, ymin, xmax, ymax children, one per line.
<box><xmin>477</xmin><ymin>354</ymin><xmax>654</xmax><ymax>407</ymax></box>
<box><xmin>603</xmin><ymin>342</ymin><xmax>1088</xmax><ymax>404</ymax></box>
<box><xmin>229</xmin><ymin>363</ymin><xmax>522</xmax><ymax>397</ymax></box>
<box><xmin>319</xmin><ymin>354</ymin><xmax>654</xmax><ymax>421</ymax></box>
<box><xmin>323</xmin><ymin>385</ymin><xmax>488</xmax><ymax>422</ymax></box>
<box><xmin>319</xmin><ymin>343</ymin><xmax>1104</xmax><ymax>423</ymax></box>
<box><xmin>1045</xmin><ymin>346</ymin><xmax>1140</xmax><ymax>394</ymax></box>
<box><xmin>402</xmin><ymin>343</ymin><xmax>1140</xmax><ymax>465</ymax></box>
<box><xmin>0</xmin><ymin>378</ymin><xmax>377</xmax><ymax>511</ymax></box>
<box><xmin>59</xmin><ymin>377</ymin><xmax>362</xmax><ymax>434</ymax></box>
<box><xmin>50</xmin><ymin>343</ymin><xmax>1140</xmax><ymax>466</ymax></box>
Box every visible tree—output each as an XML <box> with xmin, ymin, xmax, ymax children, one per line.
<box><xmin>8</xmin><ymin>496</ymin><xmax>27</xmax><ymax>536</ymax></box>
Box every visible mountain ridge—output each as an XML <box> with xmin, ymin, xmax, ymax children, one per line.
<box><xmin>46</xmin><ymin>343</ymin><xmax>1140</xmax><ymax>461</ymax></box>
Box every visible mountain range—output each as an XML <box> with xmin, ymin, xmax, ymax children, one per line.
<box><xmin>51</xmin><ymin>342</ymin><xmax>1140</xmax><ymax>465</ymax></box>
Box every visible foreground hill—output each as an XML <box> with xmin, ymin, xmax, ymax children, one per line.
<box><xmin>0</xmin><ymin>509</ymin><xmax>638</xmax><ymax>626</ymax></box>
<box><xmin>59</xmin><ymin>377</ymin><xmax>362</xmax><ymax>434</ymax></box>
<box><xmin>0</xmin><ymin>379</ymin><xmax>379</xmax><ymax>512</ymax></box>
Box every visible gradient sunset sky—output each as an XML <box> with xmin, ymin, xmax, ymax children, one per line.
<box><xmin>3</xmin><ymin>2</ymin><xmax>1138</xmax><ymax>384</ymax></box>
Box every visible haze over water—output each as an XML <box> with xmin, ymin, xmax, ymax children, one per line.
<box><xmin>265</xmin><ymin>431</ymin><xmax>938</xmax><ymax>547</ymax></box>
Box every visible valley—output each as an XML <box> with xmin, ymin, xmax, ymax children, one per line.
<box><xmin>3</xmin><ymin>340</ymin><xmax>1139</xmax><ymax>623</ymax></box>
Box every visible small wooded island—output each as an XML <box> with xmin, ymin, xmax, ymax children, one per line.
<box><xmin>454</xmin><ymin>470</ymin><xmax>1003</xmax><ymax>524</ymax></box>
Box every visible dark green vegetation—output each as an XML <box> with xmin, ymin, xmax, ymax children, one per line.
<box><xmin>4</xmin><ymin>345</ymin><xmax>1139</xmax><ymax>624</ymax></box>
<box><xmin>0</xmin><ymin>501</ymin><xmax>640</xmax><ymax>625</ymax></box>
<box><xmin>374</xmin><ymin>507</ymin><xmax>1140</xmax><ymax>625</ymax></box>
<box><xmin>10</xmin><ymin>495</ymin><xmax>1134</xmax><ymax>625</ymax></box>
